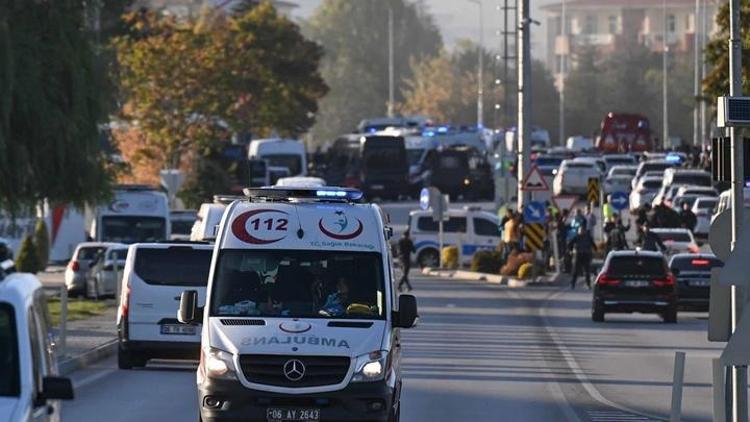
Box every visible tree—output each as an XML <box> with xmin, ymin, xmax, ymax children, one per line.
<box><xmin>703</xmin><ymin>2</ymin><xmax>750</xmax><ymax>101</ymax></box>
<box><xmin>305</xmin><ymin>0</ymin><xmax>442</xmax><ymax>144</ymax></box>
<box><xmin>0</xmin><ymin>0</ymin><xmax>112</xmax><ymax>215</ymax></box>
<box><xmin>15</xmin><ymin>236</ymin><xmax>40</xmax><ymax>274</ymax></box>
<box><xmin>114</xmin><ymin>4</ymin><xmax>327</xmax><ymax>201</ymax></box>
<box><xmin>33</xmin><ymin>220</ymin><xmax>50</xmax><ymax>272</ymax></box>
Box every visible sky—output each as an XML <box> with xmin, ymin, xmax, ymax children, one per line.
<box><xmin>292</xmin><ymin>0</ymin><xmax>554</xmax><ymax>59</ymax></box>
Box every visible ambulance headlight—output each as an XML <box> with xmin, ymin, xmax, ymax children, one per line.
<box><xmin>352</xmin><ymin>350</ymin><xmax>388</xmax><ymax>382</ymax></box>
<box><xmin>201</xmin><ymin>347</ymin><xmax>237</xmax><ymax>381</ymax></box>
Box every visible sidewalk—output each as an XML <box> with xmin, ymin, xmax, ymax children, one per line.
<box><xmin>421</xmin><ymin>267</ymin><xmax>567</xmax><ymax>287</ymax></box>
<box><xmin>54</xmin><ymin>306</ymin><xmax>118</xmax><ymax>375</ymax></box>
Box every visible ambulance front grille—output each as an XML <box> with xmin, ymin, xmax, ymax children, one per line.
<box><xmin>239</xmin><ymin>354</ymin><xmax>351</xmax><ymax>388</ymax></box>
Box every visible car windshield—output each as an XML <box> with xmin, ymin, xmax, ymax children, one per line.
<box><xmin>264</xmin><ymin>154</ymin><xmax>302</xmax><ymax>176</ymax></box>
<box><xmin>0</xmin><ymin>303</ymin><xmax>20</xmax><ymax>397</ymax></box>
<box><xmin>438</xmin><ymin>155</ymin><xmax>467</xmax><ymax>170</ymax></box>
<box><xmin>642</xmin><ymin>180</ymin><xmax>662</xmax><ymax>189</ymax></box>
<box><xmin>101</xmin><ymin>216</ymin><xmax>167</xmax><ymax>243</ymax></box>
<box><xmin>363</xmin><ymin>147</ymin><xmax>405</xmax><ymax>170</ymax></box>
<box><xmin>611</xmin><ymin>168</ymin><xmax>636</xmax><ymax>176</ymax></box>
<box><xmin>672</xmin><ymin>174</ymin><xmax>712</xmax><ymax>186</ymax></box>
<box><xmin>566</xmin><ymin>163</ymin><xmax>594</xmax><ymax>169</ymax></box>
<box><xmin>134</xmin><ymin>247</ymin><xmax>212</xmax><ymax>286</ymax></box>
<box><xmin>608</xmin><ymin>256</ymin><xmax>666</xmax><ymax>277</ymax></box>
<box><xmin>697</xmin><ymin>199</ymin><xmax>718</xmax><ymax>209</ymax></box>
<box><xmin>78</xmin><ymin>246</ymin><xmax>106</xmax><ymax>261</ymax></box>
<box><xmin>655</xmin><ymin>231</ymin><xmax>692</xmax><ymax>242</ymax></box>
<box><xmin>535</xmin><ymin>157</ymin><xmax>563</xmax><ymax>167</ymax></box>
<box><xmin>171</xmin><ymin>220</ymin><xmax>194</xmax><ymax>236</ymax></box>
<box><xmin>211</xmin><ymin>250</ymin><xmax>385</xmax><ymax>319</ymax></box>
<box><xmin>670</xmin><ymin>256</ymin><xmax>723</xmax><ymax>272</ymax></box>
<box><xmin>110</xmin><ymin>249</ymin><xmax>129</xmax><ymax>261</ymax></box>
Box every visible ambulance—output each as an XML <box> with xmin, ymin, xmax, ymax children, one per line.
<box><xmin>178</xmin><ymin>187</ymin><xmax>418</xmax><ymax>422</ymax></box>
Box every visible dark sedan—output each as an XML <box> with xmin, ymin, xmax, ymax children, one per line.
<box><xmin>669</xmin><ymin>253</ymin><xmax>723</xmax><ymax>312</ymax></box>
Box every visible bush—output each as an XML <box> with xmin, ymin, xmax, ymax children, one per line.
<box><xmin>441</xmin><ymin>246</ymin><xmax>459</xmax><ymax>269</ymax></box>
<box><xmin>33</xmin><ymin>219</ymin><xmax>50</xmax><ymax>272</ymax></box>
<box><xmin>15</xmin><ymin>235</ymin><xmax>40</xmax><ymax>274</ymax></box>
<box><xmin>470</xmin><ymin>250</ymin><xmax>503</xmax><ymax>274</ymax></box>
<box><xmin>517</xmin><ymin>262</ymin><xmax>533</xmax><ymax>279</ymax></box>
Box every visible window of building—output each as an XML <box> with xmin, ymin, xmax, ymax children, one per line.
<box><xmin>667</xmin><ymin>14</ymin><xmax>676</xmax><ymax>33</ymax></box>
<box><xmin>585</xmin><ymin>15</ymin><xmax>597</xmax><ymax>34</ymax></box>
<box><xmin>608</xmin><ymin>15</ymin><xmax>618</xmax><ymax>34</ymax></box>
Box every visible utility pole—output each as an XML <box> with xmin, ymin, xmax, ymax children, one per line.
<box><xmin>693</xmin><ymin>0</ymin><xmax>700</xmax><ymax>147</ymax></box>
<box><xmin>700</xmin><ymin>0</ymin><xmax>708</xmax><ymax>148</ymax></box>
<box><xmin>559</xmin><ymin>0</ymin><xmax>566</xmax><ymax>146</ymax></box>
<box><xmin>663</xmin><ymin>0</ymin><xmax>669</xmax><ymax>150</ymax></box>
<box><xmin>468</xmin><ymin>0</ymin><xmax>484</xmax><ymax>128</ymax></box>
<box><xmin>516</xmin><ymin>0</ymin><xmax>531</xmax><ymax>211</ymax></box>
<box><xmin>387</xmin><ymin>6</ymin><xmax>395</xmax><ymax>118</ymax></box>
<box><xmin>728</xmin><ymin>0</ymin><xmax>747</xmax><ymax>418</ymax></box>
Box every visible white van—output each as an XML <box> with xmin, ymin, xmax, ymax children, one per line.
<box><xmin>0</xmin><ymin>263</ymin><xmax>74</xmax><ymax>422</ymax></box>
<box><xmin>177</xmin><ymin>187</ymin><xmax>418</xmax><ymax>422</ymax></box>
<box><xmin>190</xmin><ymin>196</ymin><xmax>241</xmax><ymax>242</ymax></box>
<box><xmin>408</xmin><ymin>207</ymin><xmax>501</xmax><ymax>268</ymax></box>
<box><xmin>117</xmin><ymin>243</ymin><xmax>214</xmax><ymax>369</ymax></box>
<box><xmin>90</xmin><ymin>185</ymin><xmax>170</xmax><ymax>243</ymax></box>
<box><xmin>248</xmin><ymin>138</ymin><xmax>307</xmax><ymax>178</ymax></box>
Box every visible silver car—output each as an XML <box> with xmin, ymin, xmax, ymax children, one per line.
<box><xmin>65</xmin><ymin>242</ymin><xmax>123</xmax><ymax>295</ymax></box>
<box><xmin>85</xmin><ymin>245</ymin><xmax>129</xmax><ymax>299</ymax></box>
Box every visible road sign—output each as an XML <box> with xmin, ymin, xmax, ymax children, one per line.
<box><xmin>718</xmin><ymin>224</ymin><xmax>750</xmax><ymax>287</ymax></box>
<box><xmin>708</xmin><ymin>209</ymin><xmax>750</xmax><ymax>261</ymax></box>
<box><xmin>521</xmin><ymin>165</ymin><xmax>549</xmax><ymax>191</ymax></box>
<box><xmin>522</xmin><ymin>223</ymin><xmax>546</xmax><ymax>252</ymax></box>
<box><xmin>610</xmin><ymin>191</ymin><xmax>628</xmax><ymax>211</ymax></box>
<box><xmin>587</xmin><ymin>178</ymin><xmax>601</xmax><ymax>205</ymax></box>
<box><xmin>552</xmin><ymin>195</ymin><xmax>578</xmax><ymax>212</ymax></box>
<box><xmin>523</xmin><ymin>201</ymin><xmax>546</xmax><ymax>223</ymax></box>
<box><xmin>419</xmin><ymin>188</ymin><xmax>430</xmax><ymax>210</ymax></box>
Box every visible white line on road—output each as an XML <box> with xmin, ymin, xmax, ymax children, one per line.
<box><xmin>72</xmin><ymin>368</ymin><xmax>117</xmax><ymax>390</ymax></box>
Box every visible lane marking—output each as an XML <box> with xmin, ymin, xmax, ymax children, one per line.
<box><xmin>538</xmin><ymin>288</ymin><xmax>668</xmax><ymax>422</ymax></box>
<box><xmin>73</xmin><ymin>368</ymin><xmax>117</xmax><ymax>389</ymax></box>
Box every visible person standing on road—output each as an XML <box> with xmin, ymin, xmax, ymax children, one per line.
<box><xmin>502</xmin><ymin>211</ymin><xmax>520</xmax><ymax>261</ymax></box>
<box><xmin>603</xmin><ymin>195</ymin><xmax>615</xmax><ymax>222</ymax></box>
<box><xmin>679</xmin><ymin>202</ymin><xmax>697</xmax><ymax>232</ymax></box>
<box><xmin>397</xmin><ymin>231</ymin><xmax>415</xmax><ymax>291</ymax></box>
<box><xmin>584</xmin><ymin>205</ymin><xmax>597</xmax><ymax>235</ymax></box>
<box><xmin>640</xmin><ymin>222</ymin><xmax>667</xmax><ymax>253</ymax></box>
<box><xmin>568</xmin><ymin>226</ymin><xmax>595</xmax><ymax>289</ymax></box>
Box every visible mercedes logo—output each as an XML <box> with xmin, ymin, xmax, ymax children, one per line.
<box><xmin>283</xmin><ymin>359</ymin><xmax>305</xmax><ymax>382</ymax></box>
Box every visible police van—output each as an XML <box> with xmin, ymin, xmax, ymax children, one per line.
<box><xmin>177</xmin><ymin>187</ymin><xmax>418</xmax><ymax>422</ymax></box>
<box><xmin>408</xmin><ymin>207</ymin><xmax>501</xmax><ymax>268</ymax></box>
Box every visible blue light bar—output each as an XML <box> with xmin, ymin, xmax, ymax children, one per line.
<box><xmin>422</xmin><ymin>130</ymin><xmax>436</xmax><ymax>137</ymax></box>
<box><xmin>437</xmin><ymin>126</ymin><xmax>449</xmax><ymax>133</ymax></box>
<box><xmin>316</xmin><ymin>190</ymin><xmax>348</xmax><ymax>198</ymax></box>
<box><xmin>665</xmin><ymin>153</ymin><xmax>682</xmax><ymax>163</ymax></box>
<box><xmin>244</xmin><ymin>187</ymin><xmax>364</xmax><ymax>202</ymax></box>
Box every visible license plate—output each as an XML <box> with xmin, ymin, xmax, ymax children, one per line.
<box><xmin>266</xmin><ymin>408</ymin><xmax>320</xmax><ymax>422</ymax></box>
<box><xmin>160</xmin><ymin>324</ymin><xmax>196</xmax><ymax>335</ymax></box>
<box><xmin>689</xmin><ymin>280</ymin><xmax>710</xmax><ymax>287</ymax></box>
<box><xmin>625</xmin><ymin>280</ymin><xmax>650</xmax><ymax>288</ymax></box>
<box><xmin>371</xmin><ymin>184</ymin><xmax>384</xmax><ymax>190</ymax></box>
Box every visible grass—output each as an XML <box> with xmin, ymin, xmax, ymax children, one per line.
<box><xmin>47</xmin><ymin>298</ymin><xmax>112</xmax><ymax>326</ymax></box>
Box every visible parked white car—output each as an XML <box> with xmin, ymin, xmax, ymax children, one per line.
<box><xmin>86</xmin><ymin>245</ymin><xmax>129</xmax><ymax>300</ymax></box>
<box><xmin>603</xmin><ymin>154</ymin><xmax>637</xmax><ymax>172</ymax></box>
<box><xmin>553</xmin><ymin>159</ymin><xmax>601</xmax><ymax>196</ymax></box>
<box><xmin>607</xmin><ymin>165</ymin><xmax>638</xmax><ymax>178</ymax></box>
<box><xmin>651</xmin><ymin>228</ymin><xmax>699</xmax><ymax>255</ymax></box>
<box><xmin>630</xmin><ymin>176</ymin><xmax>663</xmax><ymax>210</ymax></box>
<box><xmin>604</xmin><ymin>174</ymin><xmax>633</xmax><ymax>195</ymax></box>
<box><xmin>64</xmin><ymin>242</ymin><xmax>124</xmax><ymax>296</ymax></box>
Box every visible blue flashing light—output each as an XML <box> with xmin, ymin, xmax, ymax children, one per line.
<box><xmin>422</xmin><ymin>130</ymin><xmax>436</xmax><ymax>137</ymax></box>
<box><xmin>665</xmin><ymin>153</ymin><xmax>682</xmax><ymax>163</ymax></box>
<box><xmin>437</xmin><ymin>126</ymin><xmax>449</xmax><ymax>133</ymax></box>
<box><xmin>369</xmin><ymin>128</ymin><xmax>377</xmax><ymax>133</ymax></box>
<box><xmin>316</xmin><ymin>190</ymin><xmax>348</xmax><ymax>198</ymax></box>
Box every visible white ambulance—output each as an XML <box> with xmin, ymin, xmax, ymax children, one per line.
<box><xmin>178</xmin><ymin>187</ymin><xmax>417</xmax><ymax>422</ymax></box>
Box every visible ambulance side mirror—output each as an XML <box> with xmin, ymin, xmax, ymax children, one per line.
<box><xmin>394</xmin><ymin>294</ymin><xmax>418</xmax><ymax>329</ymax></box>
<box><xmin>178</xmin><ymin>290</ymin><xmax>199</xmax><ymax>324</ymax></box>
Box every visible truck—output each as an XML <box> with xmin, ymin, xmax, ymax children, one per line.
<box><xmin>89</xmin><ymin>185</ymin><xmax>170</xmax><ymax>244</ymax></box>
<box><xmin>596</xmin><ymin>112</ymin><xmax>653</xmax><ymax>153</ymax></box>
<box><xmin>248</xmin><ymin>138</ymin><xmax>307</xmax><ymax>178</ymax></box>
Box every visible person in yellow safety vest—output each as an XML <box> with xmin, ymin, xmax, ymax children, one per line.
<box><xmin>602</xmin><ymin>194</ymin><xmax>615</xmax><ymax>222</ymax></box>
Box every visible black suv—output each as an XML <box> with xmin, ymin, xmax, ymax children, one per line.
<box><xmin>592</xmin><ymin>250</ymin><xmax>677</xmax><ymax>323</ymax></box>
<box><xmin>669</xmin><ymin>253</ymin><xmax>723</xmax><ymax>312</ymax></box>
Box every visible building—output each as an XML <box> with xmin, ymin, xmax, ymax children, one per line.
<box><xmin>541</xmin><ymin>0</ymin><xmax>718</xmax><ymax>88</ymax></box>
<box><xmin>132</xmin><ymin>0</ymin><xmax>298</xmax><ymax>19</ymax></box>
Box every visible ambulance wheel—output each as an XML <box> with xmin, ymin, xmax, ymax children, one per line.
<box><xmin>417</xmin><ymin>249</ymin><xmax>439</xmax><ymax>268</ymax></box>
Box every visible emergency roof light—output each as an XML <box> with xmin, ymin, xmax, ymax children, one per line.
<box><xmin>243</xmin><ymin>186</ymin><xmax>364</xmax><ymax>203</ymax></box>
<box><xmin>665</xmin><ymin>153</ymin><xmax>682</xmax><ymax>163</ymax></box>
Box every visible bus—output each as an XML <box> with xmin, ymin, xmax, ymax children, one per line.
<box><xmin>596</xmin><ymin>112</ymin><xmax>653</xmax><ymax>153</ymax></box>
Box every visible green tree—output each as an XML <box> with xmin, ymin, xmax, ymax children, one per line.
<box><xmin>0</xmin><ymin>0</ymin><xmax>112</xmax><ymax>215</ymax></box>
<box><xmin>305</xmin><ymin>0</ymin><xmax>442</xmax><ymax>144</ymax></box>
<box><xmin>704</xmin><ymin>1</ymin><xmax>750</xmax><ymax>101</ymax></box>
<box><xmin>15</xmin><ymin>236</ymin><xmax>40</xmax><ymax>274</ymax></box>
<box><xmin>33</xmin><ymin>220</ymin><xmax>50</xmax><ymax>272</ymax></box>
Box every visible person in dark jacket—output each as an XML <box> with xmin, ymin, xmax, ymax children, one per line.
<box><xmin>640</xmin><ymin>222</ymin><xmax>667</xmax><ymax>252</ymax></box>
<box><xmin>680</xmin><ymin>202</ymin><xmax>697</xmax><ymax>232</ymax></box>
<box><xmin>397</xmin><ymin>231</ymin><xmax>416</xmax><ymax>291</ymax></box>
<box><xmin>568</xmin><ymin>226</ymin><xmax>595</xmax><ymax>289</ymax></box>
<box><xmin>606</xmin><ymin>217</ymin><xmax>630</xmax><ymax>252</ymax></box>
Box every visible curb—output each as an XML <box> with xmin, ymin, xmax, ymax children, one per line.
<box><xmin>58</xmin><ymin>339</ymin><xmax>118</xmax><ymax>376</ymax></box>
<box><xmin>421</xmin><ymin>267</ymin><xmax>564</xmax><ymax>288</ymax></box>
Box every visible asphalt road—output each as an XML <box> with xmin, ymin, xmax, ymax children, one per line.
<box><xmin>62</xmin><ymin>272</ymin><xmax>721</xmax><ymax>421</ymax></box>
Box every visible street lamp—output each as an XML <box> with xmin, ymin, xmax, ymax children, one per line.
<box><xmin>468</xmin><ymin>0</ymin><xmax>484</xmax><ymax>128</ymax></box>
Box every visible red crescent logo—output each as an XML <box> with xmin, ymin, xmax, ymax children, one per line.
<box><xmin>318</xmin><ymin>218</ymin><xmax>364</xmax><ymax>240</ymax></box>
<box><xmin>231</xmin><ymin>209</ymin><xmax>288</xmax><ymax>245</ymax></box>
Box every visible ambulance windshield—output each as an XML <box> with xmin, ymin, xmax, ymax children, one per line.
<box><xmin>210</xmin><ymin>250</ymin><xmax>385</xmax><ymax>319</ymax></box>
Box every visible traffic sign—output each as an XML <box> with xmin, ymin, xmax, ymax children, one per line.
<box><xmin>522</xmin><ymin>223</ymin><xmax>546</xmax><ymax>251</ymax></box>
<box><xmin>718</xmin><ymin>224</ymin><xmax>750</xmax><ymax>287</ymax></box>
<box><xmin>552</xmin><ymin>195</ymin><xmax>578</xmax><ymax>212</ymax></box>
<box><xmin>419</xmin><ymin>188</ymin><xmax>430</xmax><ymax>210</ymax></box>
<box><xmin>610</xmin><ymin>191</ymin><xmax>628</xmax><ymax>211</ymax></box>
<box><xmin>521</xmin><ymin>165</ymin><xmax>549</xmax><ymax>191</ymax></box>
<box><xmin>523</xmin><ymin>201</ymin><xmax>547</xmax><ymax>223</ymax></box>
<box><xmin>708</xmin><ymin>209</ymin><xmax>750</xmax><ymax>261</ymax></box>
<box><xmin>587</xmin><ymin>178</ymin><xmax>601</xmax><ymax>205</ymax></box>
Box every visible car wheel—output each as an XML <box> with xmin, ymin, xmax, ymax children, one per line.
<box><xmin>662</xmin><ymin>305</ymin><xmax>678</xmax><ymax>323</ymax></box>
<box><xmin>118</xmin><ymin>346</ymin><xmax>134</xmax><ymax>370</ymax></box>
<box><xmin>417</xmin><ymin>249</ymin><xmax>439</xmax><ymax>269</ymax></box>
<box><xmin>592</xmin><ymin>304</ymin><xmax>605</xmax><ymax>322</ymax></box>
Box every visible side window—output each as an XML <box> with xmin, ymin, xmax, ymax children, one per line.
<box><xmin>444</xmin><ymin>217</ymin><xmax>467</xmax><ymax>233</ymax></box>
<box><xmin>33</xmin><ymin>291</ymin><xmax>54</xmax><ymax>371</ymax></box>
<box><xmin>27</xmin><ymin>310</ymin><xmax>42</xmax><ymax>397</ymax></box>
<box><xmin>474</xmin><ymin>218</ymin><xmax>501</xmax><ymax>237</ymax></box>
<box><xmin>417</xmin><ymin>217</ymin><xmax>438</xmax><ymax>232</ymax></box>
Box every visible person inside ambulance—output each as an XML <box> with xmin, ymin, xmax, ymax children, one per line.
<box><xmin>320</xmin><ymin>277</ymin><xmax>351</xmax><ymax>316</ymax></box>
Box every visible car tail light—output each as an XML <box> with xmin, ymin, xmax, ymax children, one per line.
<box><xmin>119</xmin><ymin>285</ymin><xmax>131</xmax><ymax>319</ymax></box>
<box><xmin>68</xmin><ymin>261</ymin><xmax>80</xmax><ymax>272</ymax></box>
<box><xmin>597</xmin><ymin>273</ymin><xmax>621</xmax><ymax>286</ymax></box>
<box><xmin>692</xmin><ymin>259</ymin><xmax>710</xmax><ymax>266</ymax></box>
<box><xmin>653</xmin><ymin>273</ymin><xmax>676</xmax><ymax>287</ymax></box>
